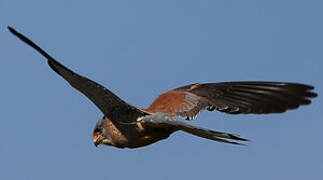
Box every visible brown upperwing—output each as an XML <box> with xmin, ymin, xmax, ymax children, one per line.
<box><xmin>145</xmin><ymin>82</ymin><xmax>317</xmax><ymax>120</ymax></box>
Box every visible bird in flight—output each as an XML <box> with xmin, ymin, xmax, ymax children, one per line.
<box><xmin>8</xmin><ymin>26</ymin><xmax>317</xmax><ymax>149</ymax></box>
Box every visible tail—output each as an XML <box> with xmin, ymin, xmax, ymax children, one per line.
<box><xmin>137</xmin><ymin>112</ymin><xmax>249</xmax><ymax>145</ymax></box>
<box><xmin>178</xmin><ymin>123</ymin><xmax>249</xmax><ymax>145</ymax></box>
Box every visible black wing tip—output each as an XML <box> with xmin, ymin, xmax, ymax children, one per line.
<box><xmin>303</xmin><ymin>87</ymin><xmax>318</xmax><ymax>104</ymax></box>
<box><xmin>8</xmin><ymin>25</ymin><xmax>62</xmax><ymax>74</ymax></box>
<box><xmin>8</xmin><ymin>26</ymin><xmax>14</xmax><ymax>31</ymax></box>
<box><xmin>8</xmin><ymin>26</ymin><xmax>14</xmax><ymax>32</ymax></box>
<box><xmin>275</xmin><ymin>82</ymin><xmax>318</xmax><ymax>98</ymax></box>
<box><xmin>8</xmin><ymin>26</ymin><xmax>27</xmax><ymax>43</ymax></box>
<box><xmin>8</xmin><ymin>26</ymin><xmax>19</xmax><ymax>36</ymax></box>
<box><xmin>307</xmin><ymin>91</ymin><xmax>318</xmax><ymax>98</ymax></box>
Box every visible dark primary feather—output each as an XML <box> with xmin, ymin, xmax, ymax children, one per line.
<box><xmin>8</xmin><ymin>26</ymin><xmax>147</xmax><ymax>122</ymax></box>
<box><xmin>174</xmin><ymin>82</ymin><xmax>317</xmax><ymax>119</ymax></box>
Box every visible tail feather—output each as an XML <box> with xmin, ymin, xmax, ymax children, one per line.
<box><xmin>179</xmin><ymin>124</ymin><xmax>249</xmax><ymax>145</ymax></box>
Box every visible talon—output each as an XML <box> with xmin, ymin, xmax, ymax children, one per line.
<box><xmin>136</xmin><ymin>122</ymin><xmax>145</xmax><ymax>132</ymax></box>
<box><xmin>137</xmin><ymin>116</ymin><xmax>143</xmax><ymax>122</ymax></box>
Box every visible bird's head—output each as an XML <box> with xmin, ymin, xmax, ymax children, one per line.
<box><xmin>93</xmin><ymin>117</ymin><xmax>113</xmax><ymax>147</ymax></box>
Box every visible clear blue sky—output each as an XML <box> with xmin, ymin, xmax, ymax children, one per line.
<box><xmin>1</xmin><ymin>0</ymin><xmax>322</xmax><ymax>179</ymax></box>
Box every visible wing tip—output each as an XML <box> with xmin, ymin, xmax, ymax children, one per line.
<box><xmin>8</xmin><ymin>26</ymin><xmax>21</xmax><ymax>38</ymax></box>
<box><xmin>8</xmin><ymin>26</ymin><xmax>14</xmax><ymax>32</ymax></box>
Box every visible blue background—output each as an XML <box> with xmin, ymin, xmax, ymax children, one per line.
<box><xmin>1</xmin><ymin>0</ymin><xmax>322</xmax><ymax>179</ymax></box>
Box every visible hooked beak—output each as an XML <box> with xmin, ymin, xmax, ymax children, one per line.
<box><xmin>94</xmin><ymin>141</ymin><xmax>100</xmax><ymax>147</ymax></box>
<box><xmin>93</xmin><ymin>135</ymin><xmax>103</xmax><ymax>147</ymax></box>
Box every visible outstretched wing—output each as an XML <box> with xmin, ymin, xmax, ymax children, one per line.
<box><xmin>145</xmin><ymin>82</ymin><xmax>317</xmax><ymax>120</ymax></box>
<box><xmin>8</xmin><ymin>26</ymin><xmax>147</xmax><ymax>122</ymax></box>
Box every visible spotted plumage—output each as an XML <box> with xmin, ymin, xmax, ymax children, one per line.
<box><xmin>9</xmin><ymin>26</ymin><xmax>317</xmax><ymax>149</ymax></box>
